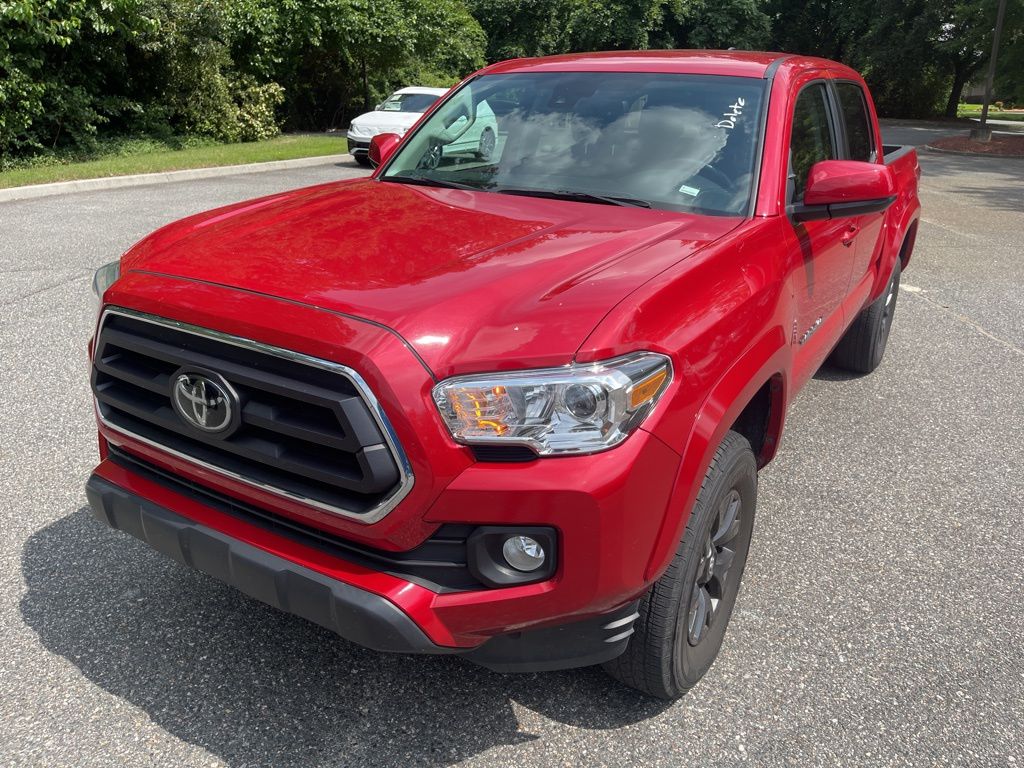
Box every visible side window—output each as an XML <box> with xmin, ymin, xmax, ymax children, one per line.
<box><xmin>836</xmin><ymin>82</ymin><xmax>874</xmax><ymax>162</ymax></box>
<box><xmin>789</xmin><ymin>83</ymin><xmax>836</xmax><ymax>202</ymax></box>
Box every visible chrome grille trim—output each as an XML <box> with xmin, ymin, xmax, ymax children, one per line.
<box><xmin>93</xmin><ymin>306</ymin><xmax>414</xmax><ymax>524</ymax></box>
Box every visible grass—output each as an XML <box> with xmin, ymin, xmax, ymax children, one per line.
<box><xmin>0</xmin><ymin>134</ymin><xmax>348</xmax><ymax>189</ymax></box>
<box><xmin>956</xmin><ymin>104</ymin><xmax>1024</xmax><ymax>121</ymax></box>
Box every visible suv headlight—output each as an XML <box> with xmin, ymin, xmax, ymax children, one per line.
<box><xmin>91</xmin><ymin>260</ymin><xmax>120</xmax><ymax>315</ymax></box>
<box><xmin>432</xmin><ymin>352</ymin><xmax>672</xmax><ymax>456</ymax></box>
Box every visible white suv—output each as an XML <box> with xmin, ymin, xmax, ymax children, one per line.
<box><xmin>346</xmin><ymin>87</ymin><xmax>448</xmax><ymax>166</ymax></box>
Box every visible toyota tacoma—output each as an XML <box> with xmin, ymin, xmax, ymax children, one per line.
<box><xmin>87</xmin><ymin>51</ymin><xmax>921</xmax><ymax>699</ymax></box>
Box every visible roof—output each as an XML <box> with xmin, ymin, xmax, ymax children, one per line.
<box><xmin>481</xmin><ymin>50</ymin><xmax>794</xmax><ymax>79</ymax></box>
<box><xmin>394</xmin><ymin>86</ymin><xmax>450</xmax><ymax>96</ymax></box>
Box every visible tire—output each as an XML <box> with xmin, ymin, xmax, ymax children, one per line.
<box><xmin>477</xmin><ymin>128</ymin><xmax>496</xmax><ymax>161</ymax></box>
<box><xmin>354</xmin><ymin>154</ymin><xmax>372</xmax><ymax>168</ymax></box>
<box><xmin>829</xmin><ymin>258</ymin><xmax>901</xmax><ymax>374</ymax></box>
<box><xmin>603</xmin><ymin>431</ymin><xmax>757</xmax><ymax>699</ymax></box>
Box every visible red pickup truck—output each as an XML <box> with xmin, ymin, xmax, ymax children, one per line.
<box><xmin>87</xmin><ymin>51</ymin><xmax>920</xmax><ymax>699</ymax></box>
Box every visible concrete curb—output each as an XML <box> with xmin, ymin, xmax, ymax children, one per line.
<box><xmin>0</xmin><ymin>152</ymin><xmax>355</xmax><ymax>203</ymax></box>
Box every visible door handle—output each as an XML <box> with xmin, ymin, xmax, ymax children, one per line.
<box><xmin>840</xmin><ymin>223</ymin><xmax>859</xmax><ymax>248</ymax></box>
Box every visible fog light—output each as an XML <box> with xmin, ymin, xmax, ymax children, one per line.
<box><xmin>502</xmin><ymin>535</ymin><xmax>546</xmax><ymax>572</ymax></box>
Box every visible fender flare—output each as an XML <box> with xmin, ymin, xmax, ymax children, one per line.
<box><xmin>643</xmin><ymin>325</ymin><xmax>789</xmax><ymax>582</ymax></box>
<box><xmin>870</xmin><ymin>202</ymin><xmax>920</xmax><ymax>301</ymax></box>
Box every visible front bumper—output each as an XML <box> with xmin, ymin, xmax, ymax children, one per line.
<box><xmin>89</xmin><ymin>281</ymin><xmax>683</xmax><ymax>669</ymax></box>
<box><xmin>346</xmin><ymin>136</ymin><xmax>370</xmax><ymax>156</ymax></box>
<box><xmin>86</xmin><ymin>473</ymin><xmax>641</xmax><ymax>671</ymax></box>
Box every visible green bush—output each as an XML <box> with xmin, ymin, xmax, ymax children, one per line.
<box><xmin>235</xmin><ymin>79</ymin><xmax>285</xmax><ymax>141</ymax></box>
<box><xmin>0</xmin><ymin>0</ymin><xmax>483</xmax><ymax>159</ymax></box>
<box><xmin>0</xmin><ymin>0</ymin><xmax>156</xmax><ymax>156</ymax></box>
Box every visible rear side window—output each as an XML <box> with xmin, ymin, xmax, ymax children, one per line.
<box><xmin>789</xmin><ymin>83</ymin><xmax>836</xmax><ymax>202</ymax></box>
<box><xmin>836</xmin><ymin>83</ymin><xmax>874</xmax><ymax>162</ymax></box>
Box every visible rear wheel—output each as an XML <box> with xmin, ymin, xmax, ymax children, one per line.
<box><xmin>603</xmin><ymin>431</ymin><xmax>757</xmax><ymax>699</ymax></box>
<box><xmin>829</xmin><ymin>258</ymin><xmax>901</xmax><ymax>374</ymax></box>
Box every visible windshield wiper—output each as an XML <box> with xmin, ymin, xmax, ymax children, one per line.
<box><xmin>496</xmin><ymin>187</ymin><xmax>651</xmax><ymax>208</ymax></box>
<box><xmin>383</xmin><ymin>174</ymin><xmax>483</xmax><ymax>191</ymax></box>
<box><xmin>383</xmin><ymin>178</ymin><xmax>651</xmax><ymax>208</ymax></box>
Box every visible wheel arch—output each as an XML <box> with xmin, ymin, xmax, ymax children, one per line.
<box><xmin>643</xmin><ymin>328</ymin><xmax>789</xmax><ymax>582</ymax></box>
<box><xmin>729</xmin><ymin>372</ymin><xmax>786</xmax><ymax>470</ymax></box>
<box><xmin>871</xmin><ymin>203</ymin><xmax>920</xmax><ymax>301</ymax></box>
<box><xmin>898</xmin><ymin>218</ymin><xmax>919</xmax><ymax>269</ymax></box>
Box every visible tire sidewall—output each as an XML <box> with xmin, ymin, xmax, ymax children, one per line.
<box><xmin>871</xmin><ymin>258</ymin><xmax>902</xmax><ymax>369</ymax></box>
<box><xmin>672</xmin><ymin>441</ymin><xmax>757</xmax><ymax>690</ymax></box>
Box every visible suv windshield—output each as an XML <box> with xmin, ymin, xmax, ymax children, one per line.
<box><xmin>381</xmin><ymin>72</ymin><xmax>765</xmax><ymax>216</ymax></box>
<box><xmin>379</xmin><ymin>93</ymin><xmax>441</xmax><ymax>113</ymax></box>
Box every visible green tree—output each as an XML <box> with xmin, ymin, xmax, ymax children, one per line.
<box><xmin>937</xmin><ymin>0</ymin><xmax>1005</xmax><ymax>117</ymax></box>
<box><xmin>467</xmin><ymin>0</ymin><xmax>571</xmax><ymax>60</ymax></box>
<box><xmin>227</xmin><ymin>0</ymin><xmax>484</xmax><ymax>130</ymax></box>
<box><xmin>468</xmin><ymin>0</ymin><xmax>770</xmax><ymax>60</ymax></box>
<box><xmin>657</xmin><ymin>0</ymin><xmax>770</xmax><ymax>50</ymax></box>
<box><xmin>0</xmin><ymin>0</ymin><xmax>156</xmax><ymax>155</ymax></box>
<box><xmin>996</xmin><ymin>2</ymin><xmax>1024</xmax><ymax>103</ymax></box>
<box><xmin>767</xmin><ymin>0</ymin><xmax>1024</xmax><ymax>118</ymax></box>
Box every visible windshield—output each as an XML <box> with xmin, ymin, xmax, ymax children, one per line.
<box><xmin>379</xmin><ymin>93</ymin><xmax>441</xmax><ymax>113</ymax></box>
<box><xmin>380</xmin><ymin>72</ymin><xmax>765</xmax><ymax>216</ymax></box>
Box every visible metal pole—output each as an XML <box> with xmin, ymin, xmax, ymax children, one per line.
<box><xmin>979</xmin><ymin>0</ymin><xmax>1008</xmax><ymax>131</ymax></box>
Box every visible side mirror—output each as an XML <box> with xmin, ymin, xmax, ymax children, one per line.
<box><xmin>791</xmin><ymin>160</ymin><xmax>896</xmax><ymax>222</ymax></box>
<box><xmin>368</xmin><ymin>133</ymin><xmax>401</xmax><ymax>168</ymax></box>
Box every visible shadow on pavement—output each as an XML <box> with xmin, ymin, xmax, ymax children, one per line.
<box><xmin>812</xmin><ymin>363</ymin><xmax>861</xmax><ymax>382</ymax></box>
<box><xmin>919</xmin><ymin>150</ymin><xmax>1024</xmax><ymax>215</ymax></box>
<box><xmin>21</xmin><ymin>508</ymin><xmax>668</xmax><ymax>767</ymax></box>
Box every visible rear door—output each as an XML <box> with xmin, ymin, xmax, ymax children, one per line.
<box><xmin>784</xmin><ymin>79</ymin><xmax>854</xmax><ymax>386</ymax></box>
<box><xmin>832</xmin><ymin>80</ymin><xmax>886</xmax><ymax>289</ymax></box>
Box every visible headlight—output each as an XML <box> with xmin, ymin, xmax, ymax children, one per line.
<box><xmin>91</xmin><ymin>260</ymin><xmax>120</xmax><ymax>314</ymax></box>
<box><xmin>432</xmin><ymin>352</ymin><xmax>672</xmax><ymax>456</ymax></box>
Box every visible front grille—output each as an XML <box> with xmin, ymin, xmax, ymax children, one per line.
<box><xmin>91</xmin><ymin>308</ymin><xmax>413</xmax><ymax>522</ymax></box>
<box><xmin>107</xmin><ymin>445</ymin><xmax>480</xmax><ymax>592</ymax></box>
<box><xmin>471</xmin><ymin>445</ymin><xmax>538</xmax><ymax>463</ymax></box>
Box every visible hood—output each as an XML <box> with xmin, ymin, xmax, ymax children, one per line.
<box><xmin>123</xmin><ymin>179</ymin><xmax>738</xmax><ymax>377</ymax></box>
<box><xmin>348</xmin><ymin>110</ymin><xmax>419</xmax><ymax>136</ymax></box>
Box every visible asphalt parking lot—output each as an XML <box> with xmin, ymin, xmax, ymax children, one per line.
<box><xmin>2</xmin><ymin>123</ymin><xmax>1022</xmax><ymax>767</ymax></box>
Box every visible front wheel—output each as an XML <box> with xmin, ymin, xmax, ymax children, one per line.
<box><xmin>603</xmin><ymin>431</ymin><xmax>757</xmax><ymax>699</ymax></box>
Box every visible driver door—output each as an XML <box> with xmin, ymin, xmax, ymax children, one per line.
<box><xmin>784</xmin><ymin>80</ymin><xmax>855</xmax><ymax>387</ymax></box>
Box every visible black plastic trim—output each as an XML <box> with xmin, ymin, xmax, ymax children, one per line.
<box><xmin>470</xmin><ymin>445</ymin><xmax>538</xmax><ymax>463</ymax></box>
<box><xmin>86</xmin><ymin>473</ymin><xmax>451</xmax><ymax>654</ymax></box>
<box><xmin>882</xmin><ymin>144</ymin><xmax>915</xmax><ymax>165</ymax></box>
<box><xmin>87</xmin><ymin>471</ymin><xmax>642</xmax><ymax>672</ymax></box>
<box><xmin>464</xmin><ymin>599</ymin><xmax>641</xmax><ymax>672</ymax></box>
<box><xmin>467</xmin><ymin>526</ymin><xmax>558</xmax><ymax>587</ymax></box>
<box><xmin>106</xmin><ymin>445</ymin><xmax>484</xmax><ymax>592</ymax></box>
<box><xmin>788</xmin><ymin>194</ymin><xmax>897</xmax><ymax>222</ymax></box>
